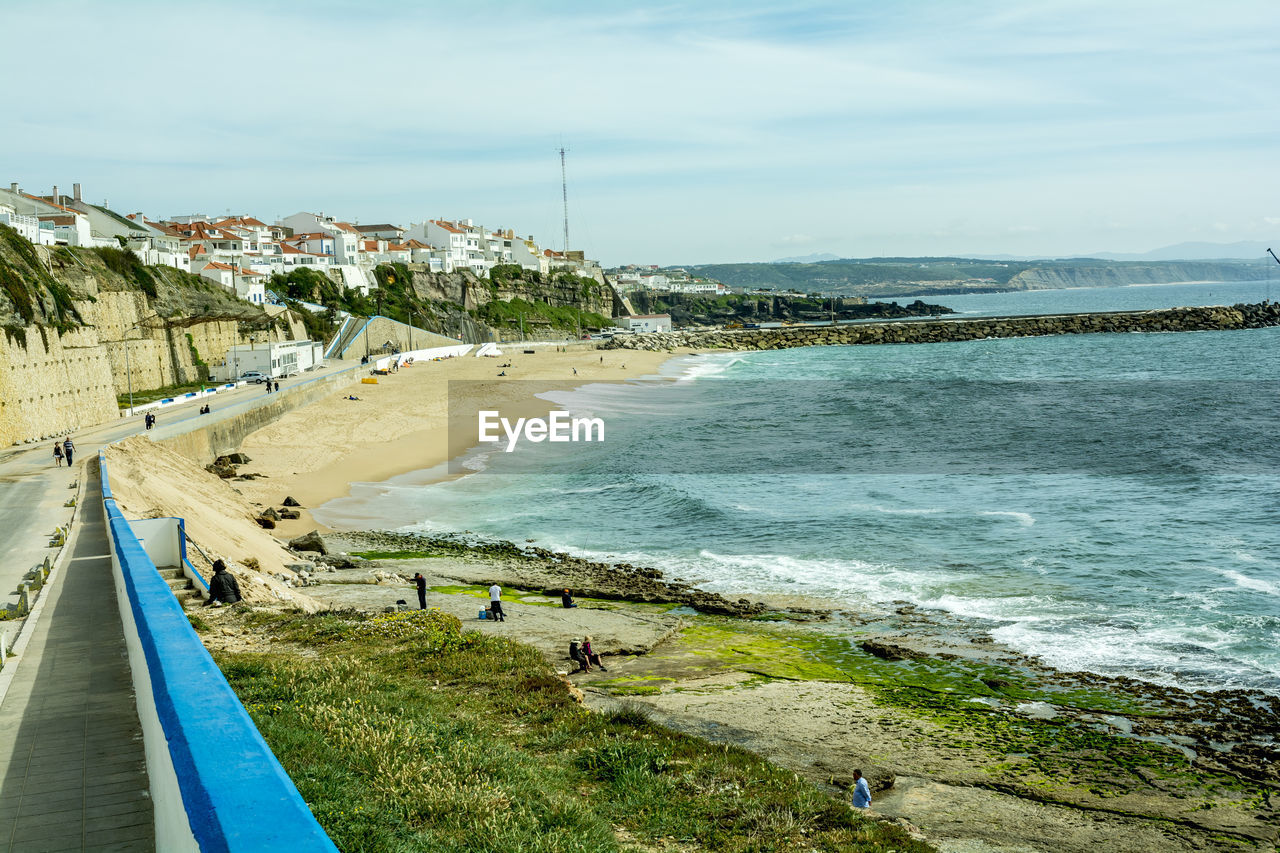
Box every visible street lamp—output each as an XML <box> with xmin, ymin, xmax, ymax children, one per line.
<box><xmin>408</xmin><ymin>309</ymin><xmax>415</xmax><ymax>352</ymax></box>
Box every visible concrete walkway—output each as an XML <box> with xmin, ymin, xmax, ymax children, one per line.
<box><xmin>0</xmin><ymin>458</ymin><xmax>153</xmax><ymax>851</ymax></box>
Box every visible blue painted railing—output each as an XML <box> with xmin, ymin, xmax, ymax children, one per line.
<box><xmin>99</xmin><ymin>452</ymin><xmax>337</xmax><ymax>852</ymax></box>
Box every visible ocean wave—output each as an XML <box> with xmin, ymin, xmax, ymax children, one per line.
<box><xmin>979</xmin><ymin>510</ymin><xmax>1036</xmax><ymax>527</ymax></box>
<box><xmin>672</xmin><ymin>353</ymin><xmax>744</xmax><ymax>382</ymax></box>
<box><xmin>1213</xmin><ymin>568</ymin><xmax>1280</xmax><ymax>596</ymax></box>
<box><xmin>853</xmin><ymin>503</ymin><xmax>943</xmax><ymax>516</ymax></box>
<box><xmin>989</xmin><ymin>618</ymin><xmax>1280</xmax><ymax>694</ymax></box>
<box><xmin>544</xmin><ymin>483</ymin><xmax>630</xmax><ymax>496</ymax></box>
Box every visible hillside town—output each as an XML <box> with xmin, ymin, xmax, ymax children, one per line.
<box><xmin>0</xmin><ymin>180</ymin><xmax>605</xmax><ymax>307</ymax></box>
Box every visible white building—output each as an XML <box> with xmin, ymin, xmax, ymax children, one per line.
<box><xmin>404</xmin><ymin>219</ymin><xmax>494</xmax><ymax>275</ymax></box>
<box><xmin>196</xmin><ymin>261</ymin><xmax>267</xmax><ymax>304</ymax></box>
<box><xmin>279</xmin><ymin>212</ymin><xmax>361</xmax><ymax>263</ymax></box>
<box><xmin>218</xmin><ymin>339</ymin><xmax>320</xmax><ymax>380</ymax></box>
<box><xmin>0</xmin><ymin>185</ymin><xmax>105</xmax><ymax>247</ymax></box>
<box><xmin>616</xmin><ymin>314</ymin><xmax>672</xmax><ymax>333</ymax></box>
<box><xmin>0</xmin><ymin>203</ymin><xmax>52</xmax><ymax>245</ymax></box>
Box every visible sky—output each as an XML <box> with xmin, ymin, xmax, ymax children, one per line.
<box><xmin>3</xmin><ymin>1</ymin><xmax>1278</xmax><ymax>266</ymax></box>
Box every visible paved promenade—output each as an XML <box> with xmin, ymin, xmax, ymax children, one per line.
<box><xmin>0</xmin><ymin>458</ymin><xmax>153</xmax><ymax>851</ymax></box>
<box><xmin>0</xmin><ymin>359</ymin><xmax>355</xmax><ymax>850</ymax></box>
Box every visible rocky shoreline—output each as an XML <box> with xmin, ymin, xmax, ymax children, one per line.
<box><xmin>605</xmin><ymin>301</ymin><xmax>1280</xmax><ymax>352</ymax></box>
<box><xmin>284</xmin><ymin>528</ymin><xmax>1280</xmax><ymax>851</ymax></box>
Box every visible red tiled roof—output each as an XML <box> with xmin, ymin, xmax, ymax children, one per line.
<box><xmin>279</xmin><ymin>244</ymin><xmax>327</xmax><ymax>256</ymax></box>
<box><xmin>23</xmin><ymin>193</ymin><xmax>76</xmax><ymax>214</ymax></box>
<box><xmin>203</xmin><ymin>261</ymin><xmax>262</xmax><ymax>276</ymax></box>
<box><xmin>431</xmin><ymin>220</ymin><xmax>463</xmax><ymax>234</ymax></box>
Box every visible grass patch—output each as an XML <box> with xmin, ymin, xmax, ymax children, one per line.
<box><xmin>215</xmin><ymin>607</ymin><xmax>932</xmax><ymax>852</ymax></box>
<box><xmin>350</xmin><ymin>549</ymin><xmax>450</xmax><ymax>560</ymax></box>
<box><xmin>117</xmin><ymin>379</ymin><xmax>213</xmax><ymax>409</ymax></box>
<box><xmin>429</xmin><ymin>584</ymin><xmax>491</xmax><ymax>598</ymax></box>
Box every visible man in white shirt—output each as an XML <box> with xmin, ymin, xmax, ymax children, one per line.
<box><xmin>488</xmin><ymin>583</ymin><xmax>505</xmax><ymax>622</ymax></box>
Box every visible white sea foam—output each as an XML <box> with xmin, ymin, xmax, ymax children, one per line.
<box><xmin>1214</xmin><ymin>568</ymin><xmax>1280</xmax><ymax>596</ymax></box>
<box><xmin>979</xmin><ymin>510</ymin><xmax>1035</xmax><ymax>527</ymax></box>
<box><xmin>460</xmin><ymin>449</ymin><xmax>491</xmax><ymax>472</ymax></box>
<box><xmin>672</xmin><ymin>353</ymin><xmax>743</xmax><ymax>382</ymax></box>
<box><xmin>854</xmin><ymin>503</ymin><xmax>943</xmax><ymax>516</ymax></box>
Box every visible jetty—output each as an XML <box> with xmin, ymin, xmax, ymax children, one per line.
<box><xmin>606</xmin><ymin>301</ymin><xmax>1280</xmax><ymax>351</ymax></box>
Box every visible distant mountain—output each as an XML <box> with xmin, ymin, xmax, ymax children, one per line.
<box><xmin>690</xmin><ymin>257</ymin><xmax>1275</xmax><ymax>299</ymax></box>
<box><xmin>1081</xmin><ymin>241</ymin><xmax>1273</xmax><ymax>261</ymax></box>
<box><xmin>771</xmin><ymin>252</ymin><xmax>841</xmax><ymax>264</ymax></box>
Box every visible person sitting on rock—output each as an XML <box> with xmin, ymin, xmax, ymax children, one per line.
<box><xmin>582</xmin><ymin>635</ymin><xmax>608</xmax><ymax>672</ymax></box>
<box><xmin>561</xmin><ymin>588</ymin><xmax>577</xmax><ymax>608</ymax></box>
<box><xmin>204</xmin><ymin>559</ymin><xmax>242</xmax><ymax>607</ymax></box>
<box><xmin>568</xmin><ymin>639</ymin><xmax>591</xmax><ymax>673</ymax></box>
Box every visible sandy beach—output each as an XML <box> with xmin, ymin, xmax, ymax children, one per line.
<box><xmin>234</xmin><ymin>345</ymin><xmax>681</xmax><ymax>538</ymax></box>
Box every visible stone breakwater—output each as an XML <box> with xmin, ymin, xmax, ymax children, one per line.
<box><xmin>604</xmin><ymin>302</ymin><xmax>1280</xmax><ymax>352</ymax></box>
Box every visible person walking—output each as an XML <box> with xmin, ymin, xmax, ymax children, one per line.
<box><xmin>413</xmin><ymin>572</ymin><xmax>427</xmax><ymax>610</ymax></box>
<box><xmin>62</xmin><ymin>437</ymin><xmax>75</xmax><ymax>466</ymax></box>
<box><xmin>52</xmin><ymin>442</ymin><xmax>63</xmax><ymax>467</ymax></box>
<box><xmin>203</xmin><ymin>559</ymin><xmax>242</xmax><ymax>606</ymax></box>
<box><xmin>488</xmin><ymin>583</ymin><xmax>505</xmax><ymax>622</ymax></box>
<box><xmin>851</xmin><ymin>769</ymin><xmax>872</xmax><ymax>809</ymax></box>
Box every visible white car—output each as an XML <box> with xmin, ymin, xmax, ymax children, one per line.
<box><xmin>239</xmin><ymin>371</ymin><xmax>269</xmax><ymax>384</ymax></box>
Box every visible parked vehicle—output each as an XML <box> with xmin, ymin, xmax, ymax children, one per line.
<box><xmin>239</xmin><ymin>371</ymin><xmax>268</xmax><ymax>384</ymax></box>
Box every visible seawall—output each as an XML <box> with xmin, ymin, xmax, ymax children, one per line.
<box><xmin>156</xmin><ymin>365</ymin><xmax>361</xmax><ymax>465</ymax></box>
<box><xmin>604</xmin><ymin>302</ymin><xmax>1280</xmax><ymax>352</ymax></box>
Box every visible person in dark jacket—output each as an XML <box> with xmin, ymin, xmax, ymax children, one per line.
<box><xmin>413</xmin><ymin>572</ymin><xmax>427</xmax><ymax>609</ymax></box>
<box><xmin>204</xmin><ymin>559</ymin><xmax>242</xmax><ymax>606</ymax></box>
<box><xmin>561</xmin><ymin>588</ymin><xmax>577</xmax><ymax>608</ymax></box>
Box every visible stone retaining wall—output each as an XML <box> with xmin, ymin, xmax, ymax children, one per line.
<box><xmin>604</xmin><ymin>303</ymin><xmax>1280</xmax><ymax>352</ymax></box>
<box><xmin>156</xmin><ymin>365</ymin><xmax>361</xmax><ymax>465</ymax></box>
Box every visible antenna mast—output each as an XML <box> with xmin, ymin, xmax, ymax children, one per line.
<box><xmin>559</xmin><ymin>145</ymin><xmax>570</xmax><ymax>253</ymax></box>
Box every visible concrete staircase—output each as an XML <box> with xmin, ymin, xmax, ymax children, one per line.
<box><xmin>325</xmin><ymin>315</ymin><xmax>365</xmax><ymax>359</ymax></box>
<box><xmin>157</xmin><ymin>566</ymin><xmax>201</xmax><ymax>608</ymax></box>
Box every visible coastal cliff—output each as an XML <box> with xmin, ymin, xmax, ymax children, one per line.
<box><xmin>604</xmin><ymin>302</ymin><xmax>1280</xmax><ymax>352</ymax></box>
<box><xmin>274</xmin><ymin>263</ymin><xmax>616</xmax><ymax>344</ymax></box>
<box><xmin>0</xmin><ymin>224</ymin><xmax>307</xmax><ymax>446</ymax></box>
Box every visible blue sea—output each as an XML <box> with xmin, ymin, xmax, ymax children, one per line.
<box><xmin>317</xmin><ymin>279</ymin><xmax>1280</xmax><ymax>695</ymax></box>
